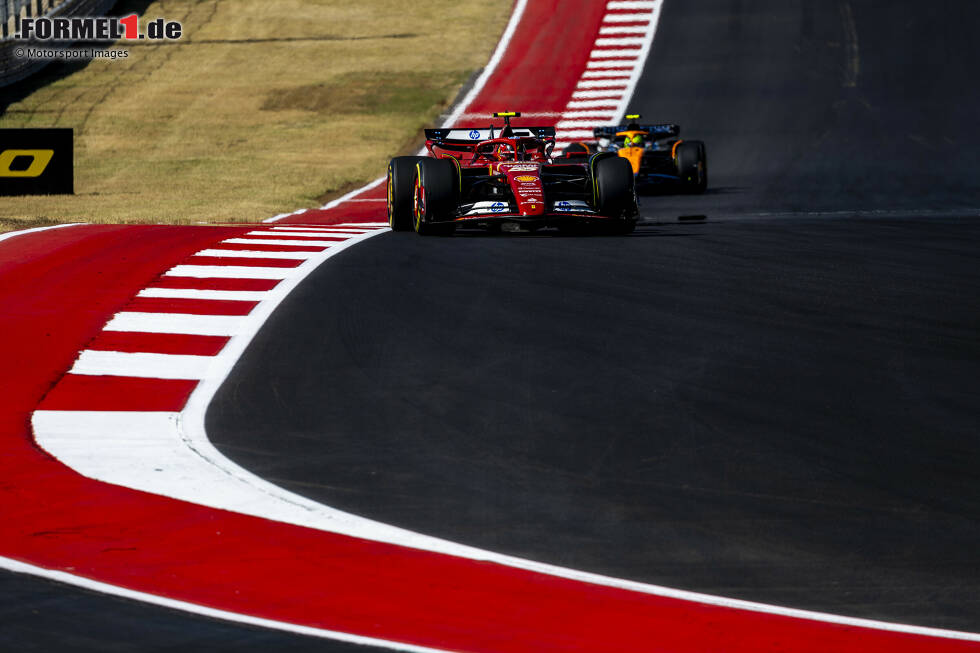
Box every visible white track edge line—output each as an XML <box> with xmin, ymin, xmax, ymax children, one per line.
<box><xmin>0</xmin><ymin>222</ymin><xmax>86</xmax><ymax>243</ymax></box>
<box><xmin>0</xmin><ymin>556</ymin><xmax>456</xmax><ymax>653</ymax></box>
<box><xmin>170</xmin><ymin>240</ymin><xmax>980</xmax><ymax>641</ymax></box>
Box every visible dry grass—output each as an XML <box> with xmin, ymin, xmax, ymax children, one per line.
<box><xmin>0</xmin><ymin>0</ymin><xmax>510</xmax><ymax>231</ymax></box>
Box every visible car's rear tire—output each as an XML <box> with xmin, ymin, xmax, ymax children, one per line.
<box><xmin>413</xmin><ymin>158</ymin><xmax>457</xmax><ymax>236</ymax></box>
<box><xmin>675</xmin><ymin>140</ymin><xmax>707</xmax><ymax>193</ymax></box>
<box><xmin>388</xmin><ymin>156</ymin><xmax>426</xmax><ymax>231</ymax></box>
<box><xmin>592</xmin><ymin>154</ymin><xmax>638</xmax><ymax>233</ymax></box>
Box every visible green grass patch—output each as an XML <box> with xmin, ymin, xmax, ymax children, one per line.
<box><xmin>0</xmin><ymin>0</ymin><xmax>510</xmax><ymax>232</ymax></box>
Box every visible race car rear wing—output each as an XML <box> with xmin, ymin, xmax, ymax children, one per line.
<box><xmin>425</xmin><ymin>126</ymin><xmax>557</xmax><ymax>143</ymax></box>
<box><xmin>593</xmin><ymin>123</ymin><xmax>680</xmax><ymax>139</ymax></box>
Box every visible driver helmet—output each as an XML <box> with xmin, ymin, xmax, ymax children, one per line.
<box><xmin>626</xmin><ymin>133</ymin><xmax>645</xmax><ymax>148</ymax></box>
<box><xmin>494</xmin><ymin>143</ymin><xmax>515</xmax><ymax>161</ymax></box>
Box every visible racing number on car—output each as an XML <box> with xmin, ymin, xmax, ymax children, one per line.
<box><xmin>0</xmin><ymin>149</ymin><xmax>54</xmax><ymax>177</ymax></box>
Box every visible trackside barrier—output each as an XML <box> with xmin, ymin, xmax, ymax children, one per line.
<box><xmin>0</xmin><ymin>0</ymin><xmax>115</xmax><ymax>87</ymax></box>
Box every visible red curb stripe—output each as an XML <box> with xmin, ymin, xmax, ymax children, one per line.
<box><xmin>124</xmin><ymin>297</ymin><xmax>258</xmax><ymax>316</ymax></box>
<box><xmin>184</xmin><ymin>256</ymin><xmax>304</xmax><ymax>269</ymax></box>
<box><xmin>150</xmin><ymin>277</ymin><xmax>282</xmax><ymax>291</ymax></box>
<box><xmin>87</xmin><ymin>332</ymin><xmax>230</xmax><ymax>356</ymax></box>
<box><xmin>38</xmin><ymin>375</ymin><xmax>199</xmax><ymax>411</ymax></box>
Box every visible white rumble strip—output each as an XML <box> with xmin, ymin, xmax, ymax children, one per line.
<box><xmin>137</xmin><ymin>287</ymin><xmax>272</xmax><ymax>301</ymax></box>
<box><xmin>104</xmin><ymin>312</ymin><xmax>249</xmax><ymax>336</ymax></box>
<box><xmin>71</xmin><ymin>350</ymin><xmax>217</xmax><ymax>380</ymax></box>
<box><xmin>553</xmin><ymin>0</ymin><xmax>665</xmax><ymax>151</ymax></box>
<box><xmin>194</xmin><ymin>249</ymin><xmax>317</xmax><ymax>259</ymax></box>
<box><xmin>222</xmin><ymin>237</ymin><xmax>345</xmax><ymax>247</ymax></box>
<box><xmin>165</xmin><ymin>265</ymin><xmax>299</xmax><ymax>280</ymax></box>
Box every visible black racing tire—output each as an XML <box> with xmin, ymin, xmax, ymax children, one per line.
<box><xmin>387</xmin><ymin>156</ymin><xmax>427</xmax><ymax>231</ymax></box>
<box><xmin>413</xmin><ymin>158</ymin><xmax>458</xmax><ymax>236</ymax></box>
<box><xmin>592</xmin><ymin>155</ymin><xmax>638</xmax><ymax>232</ymax></box>
<box><xmin>675</xmin><ymin>140</ymin><xmax>708</xmax><ymax>193</ymax></box>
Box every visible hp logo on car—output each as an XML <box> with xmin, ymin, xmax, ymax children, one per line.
<box><xmin>490</xmin><ymin>202</ymin><xmax>506</xmax><ymax>213</ymax></box>
<box><xmin>469</xmin><ymin>129</ymin><xmax>481</xmax><ymax>140</ymax></box>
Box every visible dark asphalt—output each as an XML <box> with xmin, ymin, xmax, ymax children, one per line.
<box><xmin>634</xmin><ymin>0</ymin><xmax>980</xmax><ymax>219</ymax></box>
<box><xmin>0</xmin><ymin>569</ymin><xmax>371</xmax><ymax>652</ymax></box>
<box><xmin>209</xmin><ymin>218</ymin><xmax>980</xmax><ymax>631</ymax></box>
<box><xmin>206</xmin><ymin>0</ymin><xmax>980</xmax><ymax>635</ymax></box>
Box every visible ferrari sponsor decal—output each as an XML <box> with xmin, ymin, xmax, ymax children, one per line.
<box><xmin>514</xmin><ymin>175</ymin><xmax>537</xmax><ymax>182</ymax></box>
<box><xmin>468</xmin><ymin>129</ymin><xmax>481</xmax><ymax>140</ymax></box>
<box><xmin>504</xmin><ymin>164</ymin><xmax>538</xmax><ymax>172</ymax></box>
<box><xmin>490</xmin><ymin>201</ymin><xmax>507</xmax><ymax>213</ymax></box>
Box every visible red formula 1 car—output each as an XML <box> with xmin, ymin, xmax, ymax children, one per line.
<box><xmin>387</xmin><ymin>112</ymin><xmax>638</xmax><ymax>235</ymax></box>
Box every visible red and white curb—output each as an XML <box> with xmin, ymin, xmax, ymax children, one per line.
<box><xmin>32</xmin><ymin>222</ymin><xmax>510</xmax><ymax>555</ymax></box>
<box><xmin>554</xmin><ymin>0</ymin><xmax>664</xmax><ymax>150</ymax></box>
<box><xmin>22</xmin><ymin>221</ymin><xmax>980</xmax><ymax>650</ymax></box>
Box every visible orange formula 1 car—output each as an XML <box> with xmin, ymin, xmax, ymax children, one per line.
<box><xmin>561</xmin><ymin>114</ymin><xmax>707</xmax><ymax>194</ymax></box>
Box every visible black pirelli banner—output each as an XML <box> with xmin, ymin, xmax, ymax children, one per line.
<box><xmin>0</xmin><ymin>128</ymin><xmax>73</xmax><ymax>195</ymax></box>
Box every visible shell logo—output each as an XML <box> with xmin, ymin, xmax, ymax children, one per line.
<box><xmin>514</xmin><ymin>175</ymin><xmax>537</xmax><ymax>182</ymax></box>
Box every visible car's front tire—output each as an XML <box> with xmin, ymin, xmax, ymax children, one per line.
<box><xmin>675</xmin><ymin>140</ymin><xmax>707</xmax><ymax>193</ymax></box>
<box><xmin>592</xmin><ymin>154</ymin><xmax>638</xmax><ymax>234</ymax></box>
<box><xmin>413</xmin><ymin>158</ymin><xmax>457</xmax><ymax>236</ymax></box>
<box><xmin>388</xmin><ymin>156</ymin><xmax>427</xmax><ymax>231</ymax></box>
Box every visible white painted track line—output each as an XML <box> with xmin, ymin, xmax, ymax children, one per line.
<box><xmin>71</xmin><ymin>351</ymin><xmax>217</xmax><ymax>380</ymax></box>
<box><xmin>137</xmin><ymin>287</ymin><xmax>271</xmax><ymax>301</ymax></box>
<box><xmin>572</xmin><ymin>89</ymin><xmax>628</xmax><ymax>99</ymax></box>
<box><xmin>0</xmin><ymin>223</ymin><xmax>85</xmax><ymax>243</ymax></box>
<box><xmin>589</xmin><ymin>48</ymin><xmax>640</xmax><ymax>59</ymax></box>
<box><xmin>268</xmin><ymin>227</ymin><xmax>373</xmax><ymax>233</ymax></box>
<box><xmin>222</xmin><ymin>238</ymin><xmax>341</xmax><ymax>247</ymax></box>
<box><xmin>586</xmin><ymin>59</ymin><xmax>640</xmax><ymax>68</ymax></box>
<box><xmin>246</xmin><ymin>230</ymin><xmax>364</xmax><ymax>237</ymax></box>
<box><xmin>607</xmin><ymin>0</ymin><xmax>658</xmax><ymax>8</ymax></box>
<box><xmin>595</xmin><ymin>37</ymin><xmax>647</xmax><ymax>46</ymax></box>
<box><xmin>165</xmin><ymin>265</ymin><xmax>299</xmax><ymax>280</ymax></box>
<box><xmin>194</xmin><ymin>249</ymin><xmax>316</xmax><ymax>260</ymax></box>
<box><xmin>576</xmin><ymin>79</ymin><xmax>630</xmax><ymax>89</ymax></box>
<box><xmin>581</xmin><ymin>69</ymin><xmax>632</xmax><ymax>78</ymax></box>
<box><xmin>0</xmin><ymin>554</ymin><xmax>452</xmax><ymax>653</ymax></box>
<box><xmin>104</xmin><ymin>313</ymin><xmax>246</xmax><ymax>336</ymax></box>
<box><xmin>603</xmin><ymin>13</ymin><xmax>651</xmax><ymax>22</ymax></box>
<box><xmin>566</xmin><ymin>99</ymin><xmax>622</xmax><ymax>108</ymax></box>
<box><xmin>600</xmin><ymin>26</ymin><xmax>648</xmax><ymax>34</ymax></box>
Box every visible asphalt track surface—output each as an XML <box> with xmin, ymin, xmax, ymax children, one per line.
<box><xmin>207</xmin><ymin>0</ymin><xmax>980</xmax><ymax>638</ymax></box>
<box><xmin>0</xmin><ymin>570</ymin><xmax>368</xmax><ymax>653</ymax></box>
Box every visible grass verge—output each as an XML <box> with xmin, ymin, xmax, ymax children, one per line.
<box><xmin>0</xmin><ymin>0</ymin><xmax>510</xmax><ymax>232</ymax></box>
